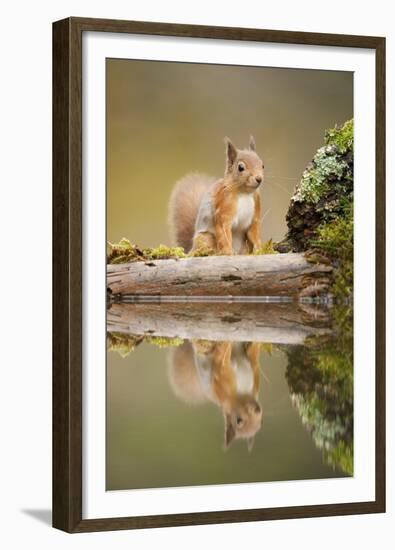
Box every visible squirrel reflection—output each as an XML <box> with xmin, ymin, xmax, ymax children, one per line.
<box><xmin>169</xmin><ymin>341</ymin><xmax>262</xmax><ymax>450</ymax></box>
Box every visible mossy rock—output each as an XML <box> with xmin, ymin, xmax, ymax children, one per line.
<box><xmin>284</xmin><ymin>316</ymin><xmax>353</xmax><ymax>475</ymax></box>
<box><xmin>277</xmin><ymin>119</ymin><xmax>353</xmax><ymax>254</ymax></box>
<box><xmin>310</xmin><ymin>206</ymin><xmax>353</xmax><ymax>300</ymax></box>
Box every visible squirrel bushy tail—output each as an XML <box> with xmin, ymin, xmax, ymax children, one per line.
<box><xmin>167</xmin><ymin>342</ymin><xmax>204</xmax><ymax>404</ymax></box>
<box><xmin>168</xmin><ymin>172</ymin><xmax>215</xmax><ymax>252</ymax></box>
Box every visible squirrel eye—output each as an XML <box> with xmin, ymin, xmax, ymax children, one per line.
<box><xmin>262</xmin><ymin>163</ymin><xmax>265</xmax><ymax>169</ymax></box>
<box><xmin>236</xmin><ymin>416</ymin><xmax>243</xmax><ymax>425</ymax></box>
<box><xmin>238</xmin><ymin>163</ymin><xmax>245</xmax><ymax>172</ymax></box>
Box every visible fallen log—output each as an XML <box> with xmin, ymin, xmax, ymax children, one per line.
<box><xmin>107</xmin><ymin>253</ymin><xmax>332</xmax><ymax>298</ymax></box>
<box><xmin>107</xmin><ymin>301</ymin><xmax>333</xmax><ymax>344</ymax></box>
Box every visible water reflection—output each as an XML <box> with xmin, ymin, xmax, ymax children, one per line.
<box><xmin>106</xmin><ymin>302</ymin><xmax>353</xmax><ymax>489</ymax></box>
<box><xmin>170</xmin><ymin>341</ymin><xmax>262</xmax><ymax>450</ymax></box>
<box><xmin>285</xmin><ymin>322</ymin><xmax>353</xmax><ymax>474</ymax></box>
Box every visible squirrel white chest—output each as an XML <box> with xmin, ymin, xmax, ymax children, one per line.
<box><xmin>231</xmin><ymin>343</ymin><xmax>255</xmax><ymax>394</ymax></box>
<box><xmin>232</xmin><ymin>194</ymin><xmax>255</xmax><ymax>232</ymax></box>
<box><xmin>231</xmin><ymin>194</ymin><xmax>255</xmax><ymax>253</ymax></box>
<box><xmin>232</xmin><ymin>194</ymin><xmax>255</xmax><ymax>244</ymax></box>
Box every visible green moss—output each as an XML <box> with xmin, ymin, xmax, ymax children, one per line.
<box><xmin>286</xmin><ymin>322</ymin><xmax>353</xmax><ymax>476</ymax></box>
<box><xmin>311</xmin><ymin>201</ymin><xmax>353</xmax><ymax>300</ymax></box>
<box><xmin>189</xmin><ymin>235</ymin><xmax>216</xmax><ymax>257</ymax></box>
<box><xmin>144</xmin><ymin>244</ymin><xmax>186</xmax><ymax>260</ymax></box>
<box><xmin>107</xmin><ymin>238</ymin><xmax>144</xmax><ymax>264</ymax></box>
<box><xmin>108</xmin><ymin>238</ymin><xmax>217</xmax><ymax>262</ymax></box>
<box><xmin>325</xmin><ymin>119</ymin><xmax>354</xmax><ymax>154</ymax></box>
<box><xmin>253</xmin><ymin>238</ymin><xmax>278</xmax><ymax>255</ymax></box>
<box><xmin>146</xmin><ymin>336</ymin><xmax>184</xmax><ymax>348</ymax></box>
<box><xmin>313</xmin><ymin>204</ymin><xmax>353</xmax><ymax>256</ymax></box>
<box><xmin>282</xmin><ymin>118</ymin><xmax>354</xmax><ymax>259</ymax></box>
<box><xmin>280</xmin><ymin>119</ymin><xmax>354</xmax><ymax>300</ymax></box>
<box><xmin>107</xmin><ymin>332</ymin><xmax>144</xmax><ymax>358</ymax></box>
<box><xmin>294</xmin><ymin>146</ymin><xmax>349</xmax><ymax>204</ymax></box>
<box><xmin>107</xmin><ymin>332</ymin><xmax>184</xmax><ymax>356</ymax></box>
<box><xmin>331</xmin><ymin>303</ymin><xmax>353</xmax><ymax>343</ymax></box>
<box><xmin>190</xmin><ymin>247</ymin><xmax>215</xmax><ymax>257</ymax></box>
<box><xmin>108</xmin><ymin>239</ymin><xmax>186</xmax><ymax>264</ymax></box>
<box><xmin>260</xmin><ymin>342</ymin><xmax>274</xmax><ymax>355</ymax></box>
<box><xmin>326</xmin><ymin>440</ymin><xmax>353</xmax><ymax>475</ymax></box>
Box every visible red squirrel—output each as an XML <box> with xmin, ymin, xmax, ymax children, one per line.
<box><xmin>169</xmin><ymin>340</ymin><xmax>263</xmax><ymax>450</ymax></box>
<box><xmin>168</xmin><ymin>136</ymin><xmax>264</xmax><ymax>254</ymax></box>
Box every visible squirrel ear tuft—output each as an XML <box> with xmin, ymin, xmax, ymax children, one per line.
<box><xmin>224</xmin><ymin>413</ymin><xmax>236</xmax><ymax>449</ymax></box>
<box><xmin>249</xmin><ymin>135</ymin><xmax>256</xmax><ymax>152</ymax></box>
<box><xmin>224</xmin><ymin>137</ymin><xmax>238</xmax><ymax>169</ymax></box>
<box><xmin>247</xmin><ymin>436</ymin><xmax>255</xmax><ymax>453</ymax></box>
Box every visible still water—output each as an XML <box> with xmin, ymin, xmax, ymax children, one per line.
<box><xmin>106</xmin><ymin>302</ymin><xmax>353</xmax><ymax>491</ymax></box>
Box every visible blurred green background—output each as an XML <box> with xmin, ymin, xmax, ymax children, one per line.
<box><xmin>106</xmin><ymin>59</ymin><xmax>353</xmax><ymax>246</ymax></box>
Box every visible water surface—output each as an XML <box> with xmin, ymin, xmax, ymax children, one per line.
<box><xmin>106</xmin><ymin>302</ymin><xmax>353</xmax><ymax>491</ymax></box>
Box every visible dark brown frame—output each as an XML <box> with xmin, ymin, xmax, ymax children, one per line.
<box><xmin>53</xmin><ymin>16</ymin><xmax>386</xmax><ymax>533</ymax></box>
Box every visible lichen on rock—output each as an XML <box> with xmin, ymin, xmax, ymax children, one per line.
<box><xmin>293</xmin><ymin>145</ymin><xmax>349</xmax><ymax>204</ymax></box>
<box><xmin>275</xmin><ymin>119</ymin><xmax>354</xmax><ymax>301</ymax></box>
<box><xmin>277</xmin><ymin>119</ymin><xmax>353</xmax><ymax>254</ymax></box>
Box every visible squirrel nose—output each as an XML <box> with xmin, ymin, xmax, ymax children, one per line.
<box><xmin>255</xmin><ymin>176</ymin><xmax>262</xmax><ymax>184</ymax></box>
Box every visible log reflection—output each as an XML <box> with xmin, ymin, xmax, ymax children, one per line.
<box><xmin>107</xmin><ymin>301</ymin><xmax>333</xmax><ymax>345</ymax></box>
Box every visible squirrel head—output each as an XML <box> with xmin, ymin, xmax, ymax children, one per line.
<box><xmin>224</xmin><ymin>394</ymin><xmax>263</xmax><ymax>451</ymax></box>
<box><xmin>224</xmin><ymin>136</ymin><xmax>264</xmax><ymax>193</ymax></box>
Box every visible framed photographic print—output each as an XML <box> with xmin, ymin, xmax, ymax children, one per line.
<box><xmin>53</xmin><ymin>17</ymin><xmax>386</xmax><ymax>532</ymax></box>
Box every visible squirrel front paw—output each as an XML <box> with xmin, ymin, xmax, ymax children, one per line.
<box><xmin>217</xmin><ymin>248</ymin><xmax>233</xmax><ymax>256</ymax></box>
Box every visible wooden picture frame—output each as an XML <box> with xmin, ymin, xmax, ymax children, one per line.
<box><xmin>53</xmin><ymin>17</ymin><xmax>386</xmax><ymax>533</ymax></box>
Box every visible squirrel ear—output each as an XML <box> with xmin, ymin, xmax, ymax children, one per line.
<box><xmin>249</xmin><ymin>135</ymin><xmax>256</xmax><ymax>152</ymax></box>
<box><xmin>247</xmin><ymin>436</ymin><xmax>255</xmax><ymax>453</ymax></box>
<box><xmin>224</xmin><ymin>137</ymin><xmax>238</xmax><ymax>169</ymax></box>
<box><xmin>224</xmin><ymin>413</ymin><xmax>236</xmax><ymax>449</ymax></box>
